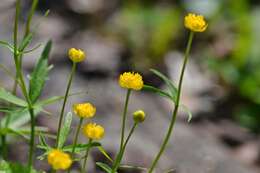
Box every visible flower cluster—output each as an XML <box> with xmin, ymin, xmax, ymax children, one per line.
<box><xmin>82</xmin><ymin>123</ymin><xmax>105</xmax><ymax>140</ymax></box>
<box><xmin>184</xmin><ymin>13</ymin><xmax>207</xmax><ymax>32</ymax></box>
<box><xmin>47</xmin><ymin>149</ymin><xmax>72</xmax><ymax>170</ymax></box>
<box><xmin>119</xmin><ymin>72</ymin><xmax>144</xmax><ymax>90</ymax></box>
<box><xmin>73</xmin><ymin>102</ymin><xmax>96</xmax><ymax>118</ymax></box>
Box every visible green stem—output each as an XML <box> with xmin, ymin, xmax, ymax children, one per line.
<box><xmin>112</xmin><ymin>123</ymin><xmax>137</xmax><ymax>173</ymax></box>
<box><xmin>28</xmin><ymin>107</ymin><xmax>35</xmax><ymax>171</ymax></box>
<box><xmin>0</xmin><ymin>0</ymin><xmax>21</xmax><ymax>160</ymax></box>
<box><xmin>24</xmin><ymin>0</ymin><xmax>38</xmax><ymax>38</ymax></box>
<box><xmin>82</xmin><ymin>139</ymin><xmax>92</xmax><ymax>172</ymax></box>
<box><xmin>67</xmin><ymin>117</ymin><xmax>84</xmax><ymax>173</ymax></box>
<box><xmin>148</xmin><ymin>32</ymin><xmax>194</xmax><ymax>173</ymax></box>
<box><xmin>56</xmin><ymin>62</ymin><xmax>77</xmax><ymax>148</ymax></box>
<box><xmin>1</xmin><ymin>135</ymin><xmax>7</xmax><ymax>159</ymax></box>
<box><xmin>119</xmin><ymin>89</ymin><xmax>131</xmax><ymax>151</ymax></box>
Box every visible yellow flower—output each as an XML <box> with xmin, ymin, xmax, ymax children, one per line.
<box><xmin>119</xmin><ymin>72</ymin><xmax>144</xmax><ymax>90</ymax></box>
<box><xmin>68</xmin><ymin>48</ymin><xmax>86</xmax><ymax>63</ymax></box>
<box><xmin>184</xmin><ymin>13</ymin><xmax>207</xmax><ymax>32</ymax></box>
<box><xmin>133</xmin><ymin>110</ymin><xmax>146</xmax><ymax>123</ymax></box>
<box><xmin>82</xmin><ymin>123</ymin><xmax>105</xmax><ymax>140</ymax></box>
<box><xmin>73</xmin><ymin>103</ymin><xmax>96</xmax><ymax>118</ymax></box>
<box><xmin>47</xmin><ymin>149</ymin><xmax>72</xmax><ymax>170</ymax></box>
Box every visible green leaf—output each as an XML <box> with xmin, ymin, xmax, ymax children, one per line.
<box><xmin>0</xmin><ymin>107</ymin><xmax>42</xmax><ymax>129</ymax></box>
<box><xmin>96</xmin><ymin>162</ymin><xmax>113</xmax><ymax>173</ymax></box>
<box><xmin>34</xmin><ymin>91</ymin><xmax>88</xmax><ymax>108</ymax></box>
<box><xmin>0</xmin><ymin>40</ymin><xmax>14</xmax><ymax>53</ymax></box>
<box><xmin>29</xmin><ymin>40</ymin><xmax>52</xmax><ymax>103</ymax></box>
<box><xmin>63</xmin><ymin>142</ymin><xmax>101</xmax><ymax>153</ymax></box>
<box><xmin>119</xmin><ymin>165</ymin><xmax>148</xmax><ymax>171</ymax></box>
<box><xmin>58</xmin><ymin>112</ymin><xmax>73</xmax><ymax>148</ymax></box>
<box><xmin>98</xmin><ymin>146</ymin><xmax>113</xmax><ymax>162</ymax></box>
<box><xmin>18</xmin><ymin>33</ymin><xmax>33</xmax><ymax>51</ymax></box>
<box><xmin>0</xmin><ymin>88</ymin><xmax>27</xmax><ymax>106</ymax></box>
<box><xmin>142</xmin><ymin>85</ymin><xmax>173</xmax><ymax>100</ymax></box>
<box><xmin>39</xmin><ymin>133</ymin><xmax>48</xmax><ymax>147</ymax></box>
<box><xmin>150</xmin><ymin>69</ymin><xmax>178</xmax><ymax>102</ymax></box>
<box><xmin>0</xmin><ymin>160</ymin><xmax>44</xmax><ymax>173</ymax></box>
<box><xmin>180</xmin><ymin>104</ymin><xmax>193</xmax><ymax>122</ymax></box>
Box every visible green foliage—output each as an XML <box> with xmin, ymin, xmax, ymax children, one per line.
<box><xmin>96</xmin><ymin>162</ymin><xmax>113</xmax><ymax>173</ymax></box>
<box><xmin>0</xmin><ymin>160</ymin><xmax>44</xmax><ymax>173</ymax></box>
<box><xmin>57</xmin><ymin>112</ymin><xmax>72</xmax><ymax>148</ymax></box>
<box><xmin>29</xmin><ymin>40</ymin><xmax>52</xmax><ymax>103</ymax></box>
<box><xmin>98</xmin><ymin>146</ymin><xmax>113</xmax><ymax>163</ymax></box>
<box><xmin>0</xmin><ymin>88</ymin><xmax>27</xmax><ymax>107</ymax></box>
<box><xmin>143</xmin><ymin>69</ymin><xmax>193</xmax><ymax>122</ymax></box>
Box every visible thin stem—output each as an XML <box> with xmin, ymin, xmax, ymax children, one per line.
<box><xmin>28</xmin><ymin>108</ymin><xmax>35</xmax><ymax>171</ymax></box>
<box><xmin>82</xmin><ymin>139</ymin><xmax>92</xmax><ymax>172</ymax></box>
<box><xmin>0</xmin><ymin>0</ymin><xmax>21</xmax><ymax>160</ymax></box>
<box><xmin>119</xmin><ymin>89</ymin><xmax>131</xmax><ymax>151</ymax></box>
<box><xmin>56</xmin><ymin>62</ymin><xmax>77</xmax><ymax>148</ymax></box>
<box><xmin>148</xmin><ymin>32</ymin><xmax>194</xmax><ymax>173</ymax></box>
<box><xmin>12</xmin><ymin>0</ymin><xmax>20</xmax><ymax>94</ymax></box>
<box><xmin>1</xmin><ymin>135</ymin><xmax>7</xmax><ymax>159</ymax></box>
<box><xmin>24</xmin><ymin>0</ymin><xmax>38</xmax><ymax>38</ymax></box>
<box><xmin>67</xmin><ymin>117</ymin><xmax>84</xmax><ymax>173</ymax></box>
<box><xmin>112</xmin><ymin>123</ymin><xmax>137</xmax><ymax>173</ymax></box>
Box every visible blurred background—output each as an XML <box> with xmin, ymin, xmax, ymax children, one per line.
<box><xmin>1</xmin><ymin>0</ymin><xmax>260</xmax><ymax>172</ymax></box>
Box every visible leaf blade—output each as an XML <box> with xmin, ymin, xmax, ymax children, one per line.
<box><xmin>29</xmin><ymin>40</ymin><xmax>52</xmax><ymax>103</ymax></box>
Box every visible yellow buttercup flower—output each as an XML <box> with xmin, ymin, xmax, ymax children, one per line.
<box><xmin>133</xmin><ymin>110</ymin><xmax>146</xmax><ymax>123</ymax></box>
<box><xmin>47</xmin><ymin>149</ymin><xmax>72</xmax><ymax>170</ymax></box>
<box><xmin>73</xmin><ymin>103</ymin><xmax>96</xmax><ymax>118</ymax></box>
<box><xmin>82</xmin><ymin>123</ymin><xmax>105</xmax><ymax>140</ymax></box>
<box><xmin>119</xmin><ymin>72</ymin><xmax>144</xmax><ymax>90</ymax></box>
<box><xmin>68</xmin><ymin>48</ymin><xmax>86</xmax><ymax>63</ymax></box>
<box><xmin>184</xmin><ymin>13</ymin><xmax>207</xmax><ymax>32</ymax></box>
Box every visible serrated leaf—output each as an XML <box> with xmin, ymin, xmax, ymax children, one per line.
<box><xmin>58</xmin><ymin>112</ymin><xmax>72</xmax><ymax>148</ymax></box>
<box><xmin>180</xmin><ymin>104</ymin><xmax>192</xmax><ymax>122</ymax></box>
<box><xmin>63</xmin><ymin>142</ymin><xmax>101</xmax><ymax>153</ymax></box>
<box><xmin>96</xmin><ymin>162</ymin><xmax>113</xmax><ymax>173</ymax></box>
<box><xmin>0</xmin><ymin>88</ymin><xmax>27</xmax><ymax>106</ymax></box>
<box><xmin>150</xmin><ymin>69</ymin><xmax>178</xmax><ymax>102</ymax></box>
<box><xmin>142</xmin><ymin>85</ymin><xmax>173</xmax><ymax>100</ymax></box>
<box><xmin>98</xmin><ymin>146</ymin><xmax>113</xmax><ymax>162</ymax></box>
<box><xmin>29</xmin><ymin>40</ymin><xmax>52</xmax><ymax>103</ymax></box>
